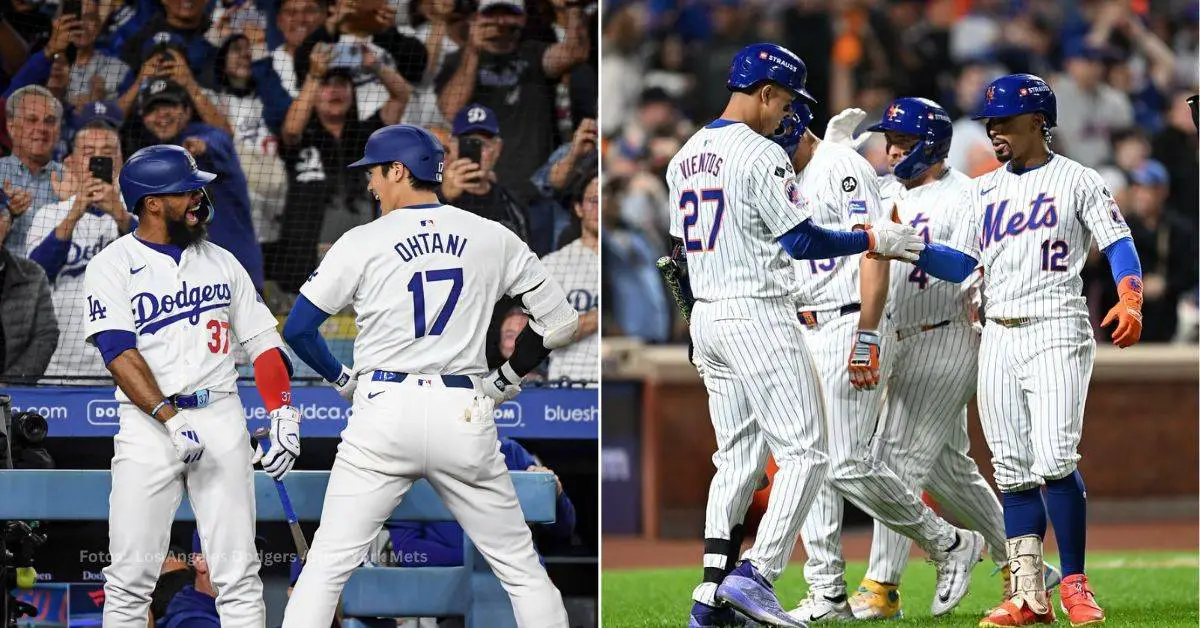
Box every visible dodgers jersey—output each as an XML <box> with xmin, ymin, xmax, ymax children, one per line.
<box><xmin>791</xmin><ymin>140</ymin><xmax>886</xmax><ymax>310</ymax></box>
<box><xmin>300</xmin><ymin>203</ymin><xmax>551</xmax><ymax>378</ymax></box>
<box><xmin>944</xmin><ymin>154</ymin><xmax>1132</xmax><ymax>319</ymax></box>
<box><xmin>879</xmin><ymin>169</ymin><xmax>977</xmax><ymax>328</ymax></box>
<box><xmin>83</xmin><ymin>236</ymin><xmax>279</xmax><ymax>403</ymax></box>
<box><xmin>541</xmin><ymin>238</ymin><xmax>598</xmax><ymax>382</ymax></box>
<box><xmin>25</xmin><ymin>198</ymin><xmax>126</xmax><ymax>377</ymax></box>
<box><xmin>666</xmin><ymin>120</ymin><xmax>810</xmax><ymax>301</ymax></box>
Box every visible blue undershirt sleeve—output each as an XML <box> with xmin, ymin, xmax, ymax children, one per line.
<box><xmin>913</xmin><ymin>243</ymin><xmax>979</xmax><ymax>283</ymax></box>
<box><xmin>1102</xmin><ymin>237</ymin><xmax>1142</xmax><ymax>284</ymax></box>
<box><xmin>93</xmin><ymin>330</ymin><xmax>136</xmax><ymax>365</ymax></box>
<box><xmin>281</xmin><ymin>295</ymin><xmax>342</xmax><ymax>382</ymax></box>
<box><xmin>776</xmin><ymin>219</ymin><xmax>870</xmax><ymax>260</ymax></box>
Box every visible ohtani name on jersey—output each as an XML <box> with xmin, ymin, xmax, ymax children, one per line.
<box><xmin>393</xmin><ymin>232</ymin><xmax>468</xmax><ymax>261</ymax></box>
<box><xmin>133</xmin><ymin>282</ymin><xmax>233</xmax><ymax>335</ymax></box>
<box><xmin>678</xmin><ymin>152</ymin><xmax>723</xmax><ymax>179</ymax></box>
<box><xmin>981</xmin><ymin>193</ymin><xmax>1058</xmax><ymax>250</ymax></box>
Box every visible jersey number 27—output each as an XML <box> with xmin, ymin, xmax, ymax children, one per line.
<box><xmin>679</xmin><ymin>188</ymin><xmax>725</xmax><ymax>252</ymax></box>
<box><xmin>408</xmin><ymin>268</ymin><xmax>463</xmax><ymax>338</ymax></box>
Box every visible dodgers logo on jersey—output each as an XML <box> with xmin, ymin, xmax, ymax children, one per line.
<box><xmin>132</xmin><ymin>281</ymin><xmax>233</xmax><ymax>335</ymax></box>
<box><xmin>981</xmin><ymin>192</ymin><xmax>1058</xmax><ymax>250</ymax></box>
<box><xmin>567</xmin><ymin>288</ymin><xmax>596</xmax><ymax>313</ymax></box>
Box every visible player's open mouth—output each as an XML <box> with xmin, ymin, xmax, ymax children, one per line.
<box><xmin>185</xmin><ymin>206</ymin><xmax>201</xmax><ymax>225</ymax></box>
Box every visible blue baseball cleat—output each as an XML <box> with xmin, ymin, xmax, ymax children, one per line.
<box><xmin>715</xmin><ymin>561</ymin><xmax>807</xmax><ymax>627</ymax></box>
<box><xmin>689</xmin><ymin>601</ymin><xmax>751</xmax><ymax>627</ymax></box>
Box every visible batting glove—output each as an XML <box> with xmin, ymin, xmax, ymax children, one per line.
<box><xmin>165</xmin><ymin>415</ymin><xmax>205</xmax><ymax>464</ymax></box>
<box><xmin>862</xmin><ymin>221</ymin><xmax>925</xmax><ymax>262</ymax></box>
<box><xmin>482</xmin><ymin>362</ymin><xmax>522</xmax><ymax>403</ymax></box>
<box><xmin>253</xmin><ymin>406</ymin><xmax>301</xmax><ymax>480</ymax></box>
<box><xmin>331</xmin><ymin>364</ymin><xmax>357</xmax><ymax>402</ymax></box>
<box><xmin>1102</xmin><ymin>275</ymin><xmax>1144</xmax><ymax>348</ymax></box>
<box><xmin>825</xmin><ymin>108</ymin><xmax>870</xmax><ymax>150</ymax></box>
<box><xmin>848</xmin><ymin>330</ymin><xmax>882</xmax><ymax>390</ymax></box>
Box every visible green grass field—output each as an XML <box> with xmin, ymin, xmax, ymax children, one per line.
<box><xmin>602</xmin><ymin>551</ymin><xmax>1199</xmax><ymax>627</ymax></box>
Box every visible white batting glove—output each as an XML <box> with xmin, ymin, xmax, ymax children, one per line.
<box><xmin>253</xmin><ymin>406</ymin><xmax>300</xmax><ymax>480</ymax></box>
<box><xmin>865</xmin><ymin>221</ymin><xmax>925</xmax><ymax>262</ymax></box>
<box><xmin>825</xmin><ymin>108</ymin><xmax>870</xmax><ymax>150</ymax></box>
<box><xmin>482</xmin><ymin>362</ymin><xmax>522</xmax><ymax>403</ymax></box>
<box><xmin>331</xmin><ymin>364</ymin><xmax>357</xmax><ymax>402</ymax></box>
<box><xmin>165</xmin><ymin>415</ymin><xmax>205</xmax><ymax>464</ymax></box>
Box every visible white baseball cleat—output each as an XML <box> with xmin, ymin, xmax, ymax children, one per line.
<box><xmin>788</xmin><ymin>589</ymin><xmax>854</xmax><ymax>622</ymax></box>
<box><xmin>929</xmin><ymin>529</ymin><xmax>985</xmax><ymax>616</ymax></box>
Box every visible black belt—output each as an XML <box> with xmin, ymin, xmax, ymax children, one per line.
<box><xmin>371</xmin><ymin>370</ymin><xmax>474</xmax><ymax>389</ymax></box>
<box><xmin>798</xmin><ymin>303</ymin><xmax>861</xmax><ymax>328</ymax></box>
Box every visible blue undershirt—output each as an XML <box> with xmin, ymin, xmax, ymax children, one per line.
<box><xmin>914</xmin><ymin>236</ymin><xmax>1141</xmax><ymax>285</ymax></box>
<box><xmin>776</xmin><ymin>219</ymin><xmax>870</xmax><ymax>260</ymax></box>
<box><xmin>281</xmin><ymin>295</ymin><xmax>342</xmax><ymax>382</ymax></box>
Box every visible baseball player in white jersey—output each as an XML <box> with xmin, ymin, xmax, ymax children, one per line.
<box><xmin>278</xmin><ymin>124</ymin><xmax>577</xmax><ymax>628</ymax></box>
<box><xmin>676</xmin><ymin>43</ymin><xmax>926</xmax><ymax>628</ymax></box>
<box><xmin>84</xmin><ymin>144</ymin><xmax>302</xmax><ymax>627</ymax></box>
<box><xmin>26</xmin><ymin>122</ymin><xmax>135</xmax><ymax>380</ymax></box>
<box><xmin>913</xmin><ymin>74</ymin><xmax>1144</xmax><ymax>627</ymax></box>
<box><xmin>810</xmin><ymin>100</ymin><xmax>1061</xmax><ymax>621</ymax></box>
<box><xmin>762</xmin><ymin>105</ymin><xmax>986</xmax><ymax>624</ymax></box>
<box><xmin>541</xmin><ymin>172</ymin><xmax>599</xmax><ymax>382</ymax></box>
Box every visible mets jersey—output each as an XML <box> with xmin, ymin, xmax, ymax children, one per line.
<box><xmin>944</xmin><ymin>154</ymin><xmax>1132</xmax><ymax>319</ymax></box>
<box><xmin>25</xmin><ymin>199</ymin><xmax>126</xmax><ymax>377</ymax></box>
<box><xmin>541</xmin><ymin>238</ymin><xmax>598</xmax><ymax>382</ymax></box>
<box><xmin>300</xmin><ymin>204</ymin><xmax>551</xmax><ymax>377</ymax></box>
<box><xmin>666</xmin><ymin>120</ymin><xmax>810</xmax><ymax>301</ymax></box>
<box><xmin>83</xmin><ymin>236</ymin><xmax>278</xmax><ymax>403</ymax></box>
<box><xmin>791</xmin><ymin>140</ymin><xmax>886</xmax><ymax>310</ymax></box>
<box><xmin>879</xmin><ymin>169</ymin><xmax>977</xmax><ymax>328</ymax></box>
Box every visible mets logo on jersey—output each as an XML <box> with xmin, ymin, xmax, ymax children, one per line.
<box><xmin>980</xmin><ymin>193</ymin><xmax>1058</xmax><ymax>250</ymax></box>
<box><xmin>784</xmin><ymin>180</ymin><xmax>801</xmax><ymax>207</ymax></box>
<box><xmin>132</xmin><ymin>281</ymin><xmax>233</xmax><ymax>335</ymax></box>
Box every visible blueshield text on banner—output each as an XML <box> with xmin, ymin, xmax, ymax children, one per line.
<box><xmin>3</xmin><ymin>386</ymin><xmax>598</xmax><ymax>440</ymax></box>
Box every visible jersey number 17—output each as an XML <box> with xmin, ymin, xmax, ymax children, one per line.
<box><xmin>408</xmin><ymin>268</ymin><xmax>464</xmax><ymax>338</ymax></box>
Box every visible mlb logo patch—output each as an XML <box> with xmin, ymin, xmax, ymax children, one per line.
<box><xmin>418</xmin><ymin>378</ymin><xmax>432</xmax><ymax>387</ymax></box>
<box><xmin>420</xmin><ymin>219</ymin><xmax>435</xmax><ymax>227</ymax></box>
<box><xmin>848</xmin><ymin>199</ymin><xmax>868</xmax><ymax>215</ymax></box>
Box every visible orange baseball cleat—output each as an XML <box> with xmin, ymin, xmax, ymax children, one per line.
<box><xmin>1059</xmin><ymin>574</ymin><xmax>1106</xmax><ymax>626</ymax></box>
<box><xmin>979</xmin><ymin>598</ymin><xmax>1056</xmax><ymax>627</ymax></box>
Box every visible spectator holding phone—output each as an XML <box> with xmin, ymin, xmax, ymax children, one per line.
<box><xmin>436</xmin><ymin>0</ymin><xmax>589</xmax><ymax>202</ymax></box>
<box><xmin>267</xmin><ymin>0</ymin><xmax>327</xmax><ymax>98</ymax></box>
<box><xmin>1</xmin><ymin>85</ymin><xmax>65</xmax><ymax>256</ymax></box>
<box><xmin>0</xmin><ymin>210</ymin><xmax>59</xmax><ymax>382</ymax></box>
<box><xmin>24</xmin><ymin>119</ymin><xmax>132</xmax><ymax>379</ymax></box>
<box><xmin>269</xmin><ymin>42</ymin><xmax>408</xmax><ymax>292</ymax></box>
<box><xmin>122</xmin><ymin>78</ymin><xmax>264</xmax><ymax>290</ymax></box>
<box><xmin>395</xmin><ymin>0</ymin><xmax>467</xmax><ymax>130</ymax></box>
<box><xmin>529</xmin><ymin>116</ymin><xmax>595</xmax><ymax>253</ymax></box>
<box><xmin>4</xmin><ymin>2</ymin><xmax>129</xmax><ymax>107</ymax></box>
<box><xmin>116</xmin><ymin>33</ymin><xmax>231</xmax><ymax>135</ymax></box>
<box><xmin>113</xmin><ymin>0</ymin><xmax>218</xmax><ymax>88</ymax></box>
<box><xmin>540</xmin><ymin>171</ymin><xmax>597</xmax><ymax>382</ymax></box>
<box><xmin>440</xmin><ymin>102</ymin><xmax>529</xmax><ymax>242</ymax></box>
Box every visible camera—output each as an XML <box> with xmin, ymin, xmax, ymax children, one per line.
<box><xmin>1</xmin><ymin>522</ymin><xmax>48</xmax><ymax>628</ymax></box>
<box><xmin>0</xmin><ymin>397</ymin><xmax>54</xmax><ymax>471</ymax></box>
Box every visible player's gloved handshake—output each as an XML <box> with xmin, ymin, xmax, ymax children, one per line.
<box><xmin>253</xmin><ymin>406</ymin><xmax>301</xmax><ymax>480</ymax></box>
<box><xmin>482</xmin><ymin>362</ymin><xmax>522</xmax><ymax>403</ymax></box>
<box><xmin>165</xmin><ymin>415</ymin><xmax>204</xmax><ymax>464</ymax></box>
<box><xmin>848</xmin><ymin>330</ymin><xmax>882</xmax><ymax>390</ymax></box>
<box><xmin>858</xmin><ymin>221</ymin><xmax>926</xmax><ymax>262</ymax></box>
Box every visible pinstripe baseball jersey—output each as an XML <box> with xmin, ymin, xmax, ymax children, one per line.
<box><xmin>667</xmin><ymin>120</ymin><xmax>810</xmax><ymax>301</ymax></box>
<box><xmin>945</xmin><ymin>154</ymin><xmax>1131</xmax><ymax>318</ymax></box>
<box><xmin>791</xmin><ymin>140</ymin><xmax>886</xmax><ymax>310</ymax></box>
<box><xmin>541</xmin><ymin>238</ymin><xmax>598</xmax><ymax>381</ymax></box>
<box><xmin>880</xmin><ymin>168</ymin><xmax>977</xmax><ymax>328</ymax></box>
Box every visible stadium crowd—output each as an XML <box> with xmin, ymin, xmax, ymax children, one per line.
<box><xmin>0</xmin><ymin>0</ymin><xmax>600</xmax><ymax>384</ymax></box>
<box><xmin>601</xmin><ymin>0</ymin><xmax>1199</xmax><ymax>345</ymax></box>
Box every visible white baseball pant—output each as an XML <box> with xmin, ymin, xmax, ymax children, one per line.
<box><xmin>281</xmin><ymin>375</ymin><xmax>567</xmax><ymax>628</ymax></box>
<box><xmin>104</xmin><ymin>395</ymin><xmax>264</xmax><ymax>628</ymax></box>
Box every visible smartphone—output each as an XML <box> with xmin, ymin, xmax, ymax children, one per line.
<box><xmin>329</xmin><ymin>42</ymin><xmax>363</xmax><ymax>70</ymax></box>
<box><xmin>458</xmin><ymin>137</ymin><xmax>483</xmax><ymax>165</ymax></box>
<box><xmin>60</xmin><ymin>0</ymin><xmax>82</xmax><ymax>17</ymax></box>
<box><xmin>89</xmin><ymin>156</ymin><xmax>114</xmax><ymax>184</ymax></box>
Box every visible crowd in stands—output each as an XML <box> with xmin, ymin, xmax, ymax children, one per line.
<box><xmin>601</xmin><ymin>0</ymin><xmax>1199</xmax><ymax>345</ymax></box>
<box><xmin>0</xmin><ymin>0</ymin><xmax>600</xmax><ymax>383</ymax></box>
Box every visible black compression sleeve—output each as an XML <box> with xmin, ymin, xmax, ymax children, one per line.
<box><xmin>508</xmin><ymin>325</ymin><xmax>552</xmax><ymax>376</ymax></box>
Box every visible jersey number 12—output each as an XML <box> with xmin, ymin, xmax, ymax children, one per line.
<box><xmin>408</xmin><ymin>268</ymin><xmax>463</xmax><ymax>338</ymax></box>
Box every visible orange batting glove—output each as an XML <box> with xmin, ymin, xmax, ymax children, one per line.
<box><xmin>1102</xmin><ymin>275</ymin><xmax>1144</xmax><ymax>348</ymax></box>
<box><xmin>848</xmin><ymin>329</ymin><xmax>881</xmax><ymax>389</ymax></box>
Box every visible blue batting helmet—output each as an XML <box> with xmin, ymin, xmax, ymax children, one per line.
<box><xmin>727</xmin><ymin>43</ymin><xmax>817</xmax><ymax>105</ymax></box>
<box><xmin>972</xmin><ymin>73</ymin><xmax>1057</xmax><ymax>128</ymax></box>
<box><xmin>868</xmin><ymin>97</ymin><xmax>953</xmax><ymax>180</ymax></box>
<box><xmin>347</xmin><ymin>124</ymin><xmax>445</xmax><ymax>183</ymax></box>
<box><xmin>119</xmin><ymin>144</ymin><xmax>216</xmax><ymax>220</ymax></box>
<box><xmin>769</xmin><ymin>105</ymin><xmax>814</xmax><ymax>157</ymax></box>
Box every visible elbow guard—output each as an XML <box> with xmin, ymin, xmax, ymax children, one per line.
<box><xmin>520</xmin><ymin>279</ymin><xmax>580</xmax><ymax>349</ymax></box>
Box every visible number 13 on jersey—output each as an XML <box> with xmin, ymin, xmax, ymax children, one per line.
<box><xmin>679</xmin><ymin>188</ymin><xmax>726</xmax><ymax>252</ymax></box>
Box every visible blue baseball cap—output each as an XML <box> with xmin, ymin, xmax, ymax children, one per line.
<box><xmin>142</xmin><ymin>31</ymin><xmax>187</xmax><ymax>61</ymax></box>
<box><xmin>1130</xmin><ymin>159</ymin><xmax>1169</xmax><ymax>187</ymax></box>
<box><xmin>73</xmin><ymin>100</ymin><xmax>124</xmax><ymax>129</ymax></box>
<box><xmin>452</xmin><ymin>103</ymin><xmax>500</xmax><ymax>137</ymax></box>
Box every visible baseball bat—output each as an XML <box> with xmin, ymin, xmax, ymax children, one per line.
<box><xmin>655</xmin><ymin>256</ymin><xmax>692</xmax><ymax>323</ymax></box>
<box><xmin>253</xmin><ymin>428</ymin><xmax>309</xmax><ymax>562</ymax></box>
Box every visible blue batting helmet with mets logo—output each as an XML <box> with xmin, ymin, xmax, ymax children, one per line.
<box><xmin>868</xmin><ymin>97</ymin><xmax>953</xmax><ymax>180</ymax></box>
<box><xmin>768</xmin><ymin>105</ymin><xmax>815</xmax><ymax>157</ymax></box>
<box><xmin>727</xmin><ymin>43</ymin><xmax>817</xmax><ymax>105</ymax></box>
<box><xmin>347</xmin><ymin>124</ymin><xmax>445</xmax><ymax>183</ymax></box>
<box><xmin>972</xmin><ymin>73</ymin><xmax>1057</xmax><ymax>128</ymax></box>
